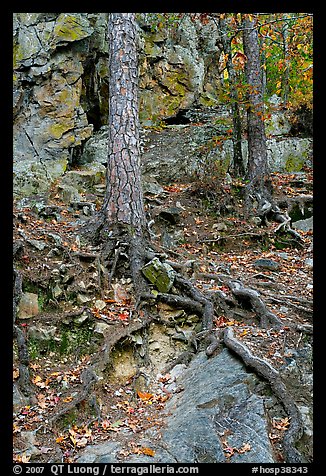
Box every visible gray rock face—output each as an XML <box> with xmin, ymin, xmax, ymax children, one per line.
<box><xmin>158</xmin><ymin>350</ymin><xmax>274</xmax><ymax>463</ymax></box>
<box><xmin>77</xmin><ymin>349</ymin><xmax>275</xmax><ymax>463</ymax></box>
<box><xmin>292</xmin><ymin>216</ymin><xmax>313</xmax><ymax>232</ymax></box>
<box><xmin>13</xmin><ymin>14</ymin><xmax>222</xmax><ymax>197</ymax></box>
<box><xmin>81</xmin><ymin>121</ymin><xmax>312</xmax><ymax>186</ymax></box>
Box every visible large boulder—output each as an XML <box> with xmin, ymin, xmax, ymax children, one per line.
<box><xmin>77</xmin><ymin>349</ymin><xmax>276</xmax><ymax>463</ymax></box>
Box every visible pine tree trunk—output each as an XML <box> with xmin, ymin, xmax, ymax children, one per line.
<box><xmin>242</xmin><ymin>14</ymin><xmax>272</xmax><ymax>215</ymax></box>
<box><xmin>101</xmin><ymin>13</ymin><xmax>146</xmax><ymax>234</ymax></box>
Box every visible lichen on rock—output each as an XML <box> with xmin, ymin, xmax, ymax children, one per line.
<box><xmin>142</xmin><ymin>257</ymin><xmax>176</xmax><ymax>293</ymax></box>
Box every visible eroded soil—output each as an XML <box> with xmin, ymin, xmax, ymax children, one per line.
<box><xmin>13</xmin><ymin>168</ymin><xmax>313</xmax><ymax>463</ymax></box>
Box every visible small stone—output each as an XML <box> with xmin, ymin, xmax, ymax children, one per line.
<box><xmin>18</xmin><ymin>292</ymin><xmax>39</xmax><ymax>319</ymax></box>
<box><xmin>77</xmin><ymin>293</ymin><xmax>91</xmax><ymax>304</ymax></box>
<box><xmin>142</xmin><ymin>177</ymin><xmax>165</xmax><ymax>195</ymax></box>
<box><xmin>27</xmin><ymin>239</ymin><xmax>47</xmax><ymax>251</ymax></box>
<box><xmin>279</xmin><ymin>306</ymin><xmax>289</xmax><ymax>314</ymax></box>
<box><xmin>142</xmin><ymin>257</ymin><xmax>175</xmax><ymax>293</ymax></box>
<box><xmin>74</xmin><ymin>312</ymin><xmax>89</xmax><ymax>324</ymax></box>
<box><xmin>95</xmin><ymin>299</ymin><xmax>106</xmax><ymax>310</ymax></box>
<box><xmin>253</xmin><ymin>258</ymin><xmax>280</xmax><ymax>271</ymax></box>
<box><xmin>304</xmin><ymin>258</ymin><xmax>313</xmax><ymax>268</ymax></box>
<box><xmin>212</xmin><ymin>222</ymin><xmax>228</xmax><ymax>231</ymax></box>
<box><xmin>53</xmin><ymin>284</ymin><xmax>63</xmax><ymax>298</ymax></box>
<box><xmin>159</xmin><ymin>207</ymin><xmax>182</xmax><ymax>225</ymax></box>
<box><xmin>292</xmin><ymin>216</ymin><xmax>313</xmax><ymax>232</ymax></box>
<box><xmin>94</xmin><ymin>322</ymin><xmax>109</xmax><ymax>335</ymax></box>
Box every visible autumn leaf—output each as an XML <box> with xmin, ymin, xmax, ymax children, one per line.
<box><xmin>239</xmin><ymin>442</ymin><xmax>251</xmax><ymax>453</ymax></box>
<box><xmin>118</xmin><ymin>312</ymin><xmax>129</xmax><ymax>321</ymax></box>
<box><xmin>137</xmin><ymin>390</ymin><xmax>154</xmax><ymax>401</ymax></box>
<box><xmin>56</xmin><ymin>435</ymin><xmax>66</xmax><ymax>444</ymax></box>
<box><xmin>272</xmin><ymin>417</ymin><xmax>290</xmax><ymax>430</ymax></box>
<box><xmin>101</xmin><ymin>419</ymin><xmax>111</xmax><ymax>430</ymax></box>
<box><xmin>13</xmin><ymin>368</ymin><xmax>19</xmax><ymax>379</ymax></box>
<box><xmin>63</xmin><ymin>396</ymin><xmax>74</xmax><ymax>403</ymax></box>
<box><xmin>32</xmin><ymin>375</ymin><xmax>43</xmax><ymax>384</ymax></box>
<box><xmin>76</xmin><ymin>437</ymin><xmax>88</xmax><ymax>448</ymax></box>
<box><xmin>141</xmin><ymin>447</ymin><xmax>155</xmax><ymax>457</ymax></box>
<box><xmin>159</xmin><ymin>373</ymin><xmax>171</xmax><ymax>383</ymax></box>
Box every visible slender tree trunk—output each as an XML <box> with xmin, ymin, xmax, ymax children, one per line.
<box><xmin>218</xmin><ymin>15</ymin><xmax>245</xmax><ymax>177</ymax></box>
<box><xmin>242</xmin><ymin>14</ymin><xmax>272</xmax><ymax>215</ymax></box>
<box><xmin>101</xmin><ymin>13</ymin><xmax>146</xmax><ymax>234</ymax></box>
<box><xmin>281</xmin><ymin>14</ymin><xmax>290</xmax><ymax>105</ymax></box>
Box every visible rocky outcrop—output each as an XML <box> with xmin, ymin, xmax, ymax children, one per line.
<box><xmin>80</xmin><ymin>116</ymin><xmax>313</xmax><ymax>185</ymax></box>
<box><xmin>77</xmin><ymin>349</ymin><xmax>276</xmax><ymax>463</ymax></box>
<box><xmin>13</xmin><ymin>13</ymin><xmax>95</xmax><ymax>196</ymax></box>
<box><xmin>13</xmin><ymin>13</ymin><xmax>222</xmax><ymax>197</ymax></box>
<box><xmin>138</xmin><ymin>15</ymin><xmax>222</xmax><ymax>123</ymax></box>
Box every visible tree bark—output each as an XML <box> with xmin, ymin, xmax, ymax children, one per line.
<box><xmin>101</xmin><ymin>13</ymin><xmax>146</xmax><ymax>234</ymax></box>
<box><xmin>218</xmin><ymin>15</ymin><xmax>245</xmax><ymax>177</ymax></box>
<box><xmin>242</xmin><ymin>14</ymin><xmax>272</xmax><ymax>215</ymax></box>
<box><xmin>281</xmin><ymin>14</ymin><xmax>290</xmax><ymax>105</ymax></box>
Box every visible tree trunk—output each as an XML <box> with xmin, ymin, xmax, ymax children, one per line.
<box><xmin>218</xmin><ymin>15</ymin><xmax>245</xmax><ymax>177</ymax></box>
<box><xmin>101</xmin><ymin>13</ymin><xmax>146</xmax><ymax>234</ymax></box>
<box><xmin>281</xmin><ymin>14</ymin><xmax>290</xmax><ymax>105</ymax></box>
<box><xmin>242</xmin><ymin>14</ymin><xmax>272</xmax><ymax>216</ymax></box>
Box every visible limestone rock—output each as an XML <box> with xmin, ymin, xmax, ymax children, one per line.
<box><xmin>27</xmin><ymin>325</ymin><xmax>57</xmax><ymax>342</ymax></box>
<box><xmin>59</xmin><ymin>164</ymin><xmax>106</xmax><ymax>193</ymax></box>
<box><xmin>142</xmin><ymin>258</ymin><xmax>175</xmax><ymax>293</ymax></box>
<box><xmin>292</xmin><ymin>216</ymin><xmax>313</xmax><ymax>232</ymax></box>
<box><xmin>265</xmin><ymin>111</ymin><xmax>291</xmax><ymax>136</ymax></box>
<box><xmin>253</xmin><ymin>258</ymin><xmax>280</xmax><ymax>271</ymax></box>
<box><xmin>76</xmin><ymin>349</ymin><xmax>276</xmax><ymax>463</ymax></box>
<box><xmin>17</xmin><ymin>292</ymin><xmax>39</xmax><ymax>319</ymax></box>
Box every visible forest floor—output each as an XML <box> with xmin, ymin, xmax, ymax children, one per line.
<box><xmin>13</xmin><ymin>167</ymin><xmax>313</xmax><ymax>463</ymax></box>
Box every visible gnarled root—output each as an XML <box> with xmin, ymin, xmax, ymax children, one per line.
<box><xmin>222</xmin><ymin>326</ymin><xmax>304</xmax><ymax>463</ymax></box>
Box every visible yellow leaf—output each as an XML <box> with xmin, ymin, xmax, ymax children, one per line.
<box><xmin>56</xmin><ymin>435</ymin><xmax>66</xmax><ymax>444</ymax></box>
<box><xmin>137</xmin><ymin>390</ymin><xmax>154</xmax><ymax>401</ymax></box>
<box><xmin>21</xmin><ymin>453</ymin><xmax>31</xmax><ymax>463</ymax></box>
<box><xmin>13</xmin><ymin>368</ymin><xmax>19</xmax><ymax>379</ymax></box>
<box><xmin>63</xmin><ymin>396</ymin><xmax>74</xmax><ymax>403</ymax></box>
<box><xmin>32</xmin><ymin>375</ymin><xmax>42</xmax><ymax>384</ymax></box>
<box><xmin>141</xmin><ymin>447</ymin><xmax>155</xmax><ymax>457</ymax></box>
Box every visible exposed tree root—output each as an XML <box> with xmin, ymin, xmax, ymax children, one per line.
<box><xmin>222</xmin><ymin>326</ymin><xmax>304</xmax><ymax>463</ymax></box>
<box><xmin>226</xmin><ymin>279</ymin><xmax>284</xmax><ymax>328</ymax></box>
<box><xmin>13</xmin><ymin>268</ymin><xmax>36</xmax><ymax>402</ymax></box>
<box><xmin>50</xmin><ymin>312</ymin><xmax>154</xmax><ymax>425</ymax></box>
<box><xmin>22</xmin><ymin>216</ymin><xmax>308</xmax><ymax>462</ymax></box>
